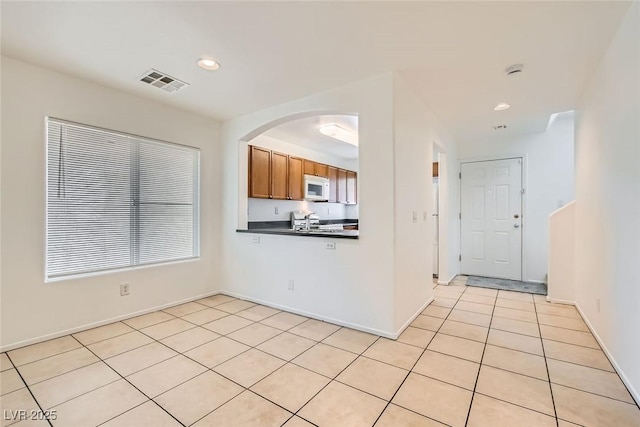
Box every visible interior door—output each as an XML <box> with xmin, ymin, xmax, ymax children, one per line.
<box><xmin>461</xmin><ymin>158</ymin><xmax>522</xmax><ymax>280</ymax></box>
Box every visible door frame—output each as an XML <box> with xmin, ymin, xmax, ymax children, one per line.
<box><xmin>458</xmin><ymin>154</ymin><xmax>528</xmax><ymax>282</ymax></box>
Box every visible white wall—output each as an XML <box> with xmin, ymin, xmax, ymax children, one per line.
<box><xmin>573</xmin><ymin>2</ymin><xmax>640</xmax><ymax>401</ymax></box>
<box><xmin>547</xmin><ymin>201</ymin><xmax>575</xmax><ymax>303</ymax></box>
<box><xmin>458</xmin><ymin>112</ymin><xmax>575</xmax><ymax>283</ymax></box>
<box><xmin>392</xmin><ymin>75</ymin><xmax>453</xmax><ymax>330</ymax></box>
<box><xmin>0</xmin><ymin>57</ymin><xmax>222</xmax><ymax>350</ymax></box>
<box><xmin>222</xmin><ymin>74</ymin><xmax>397</xmax><ymax>336</ymax></box>
<box><xmin>222</xmin><ymin>73</ymin><xmax>458</xmax><ymax>337</ymax></box>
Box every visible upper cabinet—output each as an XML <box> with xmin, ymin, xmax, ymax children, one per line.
<box><xmin>249</xmin><ymin>146</ymin><xmax>271</xmax><ymax>199</ymax></box>
<box><xmin>315</xmin><ymin>163</ymin><xmax>329</xmax><ymax>178</ymax></box>
<box><xmin>303</xmin><ymin>160</ymin><xmax>329</xmax><ymax>178</ymax></box>
<box><xmin>271</xmin><ymin>151</ymin><xmax>289</xmax><ymax>200</ymax></box>
<box><xmin>337</xmin><ymin>169</ymin><xmax>348</xmax><ymax>204</ymax></box>
<box><xmin>328</xmin><ymin>166</ymin><xmax>338</xmax><ymax>203</ymax></box>
<box><xmin>346</xmin><ymin>171</ymin><xmax>357</xmax><ymax>204</ymax></box>
<box><xmin>288</xmin><ymin>156</ymin><xmax>304</xmax><ymax>200</ymax></box>
<box><xmin>249</xmin><ymin>145</ymin><xmax>356</xmax><ymax>204</ymax></box>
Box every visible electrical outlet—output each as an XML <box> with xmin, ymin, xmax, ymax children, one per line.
<box><xmin>120</xmin><ymin>283</ymin><xmax>130</xmax><ymax>296</ymax></box>
<box><xmin>424</xmin><ymin>211</ymin><xmax>428</xmax><ymax>221</ymax></box>
<box><xmin>252</xmin><ymin>236</ymin><xmax>260</xmax><ymax>244</ymax></box>
<box><xmin>288</xmin><ymin>280</ymin><xmax>294</xmax><ymax>291</ymax></box>
<box><xmin>327</xmin><ymin>207</ymin><xmax>332</xmax><ymax>215</ymax></box>
<box><xmin>326</xmin><ymin>242</ymin><xmax>336</xmax><ymax>250</ymax></box>
<box><xmin>412</xmin><ymin>211</ymin><xmax>418</xmax><ymax>223</ymax></box>
<box><xmin>275</xmin><ymin>207</ymin><xmax>279</xmax><ymax>214</ymax></box>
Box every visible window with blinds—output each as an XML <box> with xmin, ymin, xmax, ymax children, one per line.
<box><xmin>46</xmin><ymin>118</ymin><xmax>199</xmax><ymax>279</ymax></box>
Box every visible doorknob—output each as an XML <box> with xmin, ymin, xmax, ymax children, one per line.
<box><xmin>514</xmin><ymin>224</ymin><xmax>520</xmax><ymax>228</ymax></box>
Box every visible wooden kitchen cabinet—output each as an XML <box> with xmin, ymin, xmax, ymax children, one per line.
<box><xmin>303</xmin><ymin>160</ymin><xmax>329</xmax><ymax>178</ymax></box>
<box><xmin>315</xmin><ymin>163</ymin><xmax>329</xmax><ymax>178</ymax></box>
<box><xmin>303</xmin><ymin>160</ymin><xmax>315</xmax><ymax>176</ymax></box>
<box><xmin>271</xmin><ymin>151</ymin><xmax>288</xmax><ymax>200</ymax></box>
<box><xmin>337</xmin><ymin>169</ymin><xmax>348</xmax><ymax>203</ymax></box>
<box><xmin>249</xmin><ymin>145</ymin><xmax>357</xmax><ymax>204</ymax></box>
<box><xmin>328</xmin><ymin>166</ymin><xmax>338</xmax><ymax>202</ymax></box>
<box><xmin>288</xmin><ymin>156</ymin><xmax>304</xmax><ymax>200</ymax></box>
<box><xmin>346</xmin><ymin>171</ymin><xmax>357</xmax><ymax>204</ymax></box>
<box><xmin>249</xmin><ymin>146</ymin><xmax>271</xmax><ymax>198</ymax></box>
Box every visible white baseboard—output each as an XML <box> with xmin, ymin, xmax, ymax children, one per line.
<box><xmin>438</xmin><ymin>274</ymin><xmax>457</xmax><ymax>286</ymax></box>
<box><xmin>571</xmin><ymin>302</ymin><xmax>640</xmax><ymax>406</ymax></box>
<box><xmin>220</xmin><ymin>290</ymin><xmax>426</xmax><ymax>340</ymax></box>
<box><xmin>0</xmin><ymin>290</ymin><xmax>222</xmax><ymax>353</ymax></box>
<box><xmin>547</xmin><ymin>297</ymin><xmax>575</xmax><ymax>305</ymax></box>
<box><xmin>391</xmin><ymin>297</ymin><xmax>434</xmax><ymax>339</ymax></box>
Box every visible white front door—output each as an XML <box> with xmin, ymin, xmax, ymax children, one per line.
<box><xmin>461</xmin><ymin>158</ymin><xmax>522</xmax><ymax>280</ymax></box>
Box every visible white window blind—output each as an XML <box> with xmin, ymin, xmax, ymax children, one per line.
<box><xmin>46</xmin><ymin>118</ymin><xmax>199</xmax><ymax>279</ymax></box>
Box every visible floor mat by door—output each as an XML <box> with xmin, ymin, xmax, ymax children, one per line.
<box><xmin>466</xmin><ymin>276</ymin><xmax>547</xmax><ymax>295</ymax></box>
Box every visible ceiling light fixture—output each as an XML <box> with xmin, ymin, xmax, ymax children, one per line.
<box><xmin>494</xmin><ymin>102</ymin><xmax>511</xmax><ymax>111</ymax></box>
<box><xmin>197</xmin><ymin>57</ymin><xmax>221</xmax><ymax>71</ymax></box>
<box><xmin>319</xmin><ymin>123</ymin><xmax>358</xmax><ymax>146</ymax></box>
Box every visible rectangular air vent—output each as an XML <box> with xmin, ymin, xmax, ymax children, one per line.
<box><xmin>139</xmin><ymin>69</ymin><xmax>189</xmax><ymax>93</ymax></box>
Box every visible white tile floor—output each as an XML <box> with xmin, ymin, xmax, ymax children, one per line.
<box><xmin>1</xmin><ymin>278</ymin><xmax>639</xmax><ymax>427</ymax></box>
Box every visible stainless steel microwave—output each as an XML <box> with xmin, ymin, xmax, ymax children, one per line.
<box><xmin>304</xmin><ymin>174</ymin><xmax>330</xmax><ymax>201</ymax></box>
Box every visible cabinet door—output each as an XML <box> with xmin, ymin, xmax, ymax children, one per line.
<box><xmin>346</xmin><ymin>171</ymin><xmax>357</xmax><ymax>204</ymax></box>
<box><xmin>328</xmin><ymin>166</ymin><xmax>338</xmax><ymax>203</ymax></box>
<box><xmin>288</xmin><ymin>156</ymin><xmax>304</xmax><ymax>200</ymax></box>
<box><xmin>303</xmin><ymin>160</ymin><xmax>316</xmax><ymax>176</ymax></box>
<box><xmin>271</xmin><ymin>151</ymin><xmax>288</xmax><ymax>199</ymax></box>
<box><xmin>337</xmin><ymin>169</ymin><xmax>348</xmax><ymax>203</ymax></box>
<box><xmin>315</xmin><ymin>163</ymin><xmax>329</xmax><ymax>178</ymax></box>
<box><xmin>249</xmin><ymin>146</ymin><xmax>271</xmax><ymax>198</ymax></box>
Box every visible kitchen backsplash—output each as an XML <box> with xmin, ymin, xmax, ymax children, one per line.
<box><xmin>248</xmin><ymin>198</ymin><xmax>357</xmax><ymax>222</ymax></box>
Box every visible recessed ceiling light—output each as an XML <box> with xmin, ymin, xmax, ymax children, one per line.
<box><xmin>197</xmin><ymin>57</ymin><xmax>221</xmax><ymax>71</ymax></box>
<box><xmin>494</xmin><ymin>102</ymin><xmax>511</xmax><ymax>111</ymax></box>
<box><xmin>319</xmin><ymin>123</ymin><xmax>358</xmax><ymax>146</ymax></box>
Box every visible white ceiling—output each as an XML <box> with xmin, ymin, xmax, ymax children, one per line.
<box><xmin>264</xmin><ymin>114</ymin><xmax>359</xmax><ymax>159</ymax></box>
<box><xmin>1</xmin><ymin>1</ymin><xmax>630</xmax><ymax>142</ymax></box>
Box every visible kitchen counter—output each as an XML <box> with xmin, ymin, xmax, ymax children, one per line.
<box><xmin>236</xmin><ymin>228</ymin><xmax>358</xmax><ymax>239</ymax></box>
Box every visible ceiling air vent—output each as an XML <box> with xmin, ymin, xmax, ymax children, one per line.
<box><xmin>139</xmin><ymin>69</ymin><xmax>189</xmax><ymax>93</ymax></box>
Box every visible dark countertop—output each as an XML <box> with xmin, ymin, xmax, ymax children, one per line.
<box><xmin>247</xmin><ymin>219</ymin><xmax>358</xmax><ymax>230</ymax></box>
<box><xmin>236</xmin><ymin>228</ymin><xmax>359</xmax><ymax>239</ymax></box>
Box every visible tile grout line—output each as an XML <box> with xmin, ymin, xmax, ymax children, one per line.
<box><xmin>13</xmin><ymin>309</ymin><xmax>243</xmax><ymax>388</ymax></box>
<box><xmin>288</xmin><ymin>330</ymin><xmax>388</xmax><ymax>426</ymax></box>
<box><xmin>4</xmin><ymin>352</ymin><xmax>54</xmax><ymax>427</ymax></box>
<box><xmin>370</xmin><ymin>281</ymin><xmax>467</xmax><ymax>427</ymax></box>
<box><xmin>8</xmin><ymin>345</ymin><xmax>86</xmax><ymax>370</ymax></box>
<box><xmin>9</xmin><ymin>298</ymin><xmax>383</xmax><ymax>426</ymax></box>
<box><xmin>6</xmin><ymin>292</ymin><xmax>637</xmax><ymax>426</ymax></box>
<box><xmin>533</xmin><ymin>297</ymin><xmax>561</xmax><ymax>427</ymax></box>
<box><xmin>130</xmin><ymin>309</ymin><xmax>327</xmax><ymax>426</ymax></box>
<box><xmin>68</xmin><ymin>334</ymin><xmax>189</xmax><ymax>427</ymax></box>
<box><xmin>463</xmin><ymin>282</ymin><xmax>498</xmax><ymax>427</ymax></box>
<box><xmin>186</xmin><ymin>323</ymin><xmax>365</xmax><ymax>426</ymax></box>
